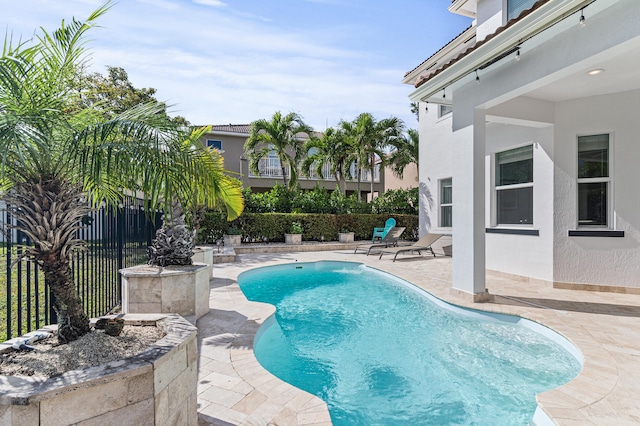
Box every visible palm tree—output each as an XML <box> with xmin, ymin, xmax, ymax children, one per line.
<box><xmin>301</xmin><ymin>127</ymin><xmax>352</xmax><ymax>194</ymax></box>
<box><xmin>343</xmin><ymin>113</ymin><xmax>405</xmax><ymax>201</ymax></box>
<box><xmin>389</xmin><ymin>128</ymin><xmax>419</xmax><ymax>179</ymax></box>
<box><xmin>0</xmin><ymin>5</ymin><xmax>244</xmax><ymax>342</ymax></box>
<box><xmin>244</xmin><ymin>111</ymin><xmax>314</xmax><ymax>190</ymax></box>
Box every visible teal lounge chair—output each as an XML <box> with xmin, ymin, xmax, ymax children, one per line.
<box><xmin>372</xmin><ymin>218</ymin><xmax>396</xmax><ymax>242</ymax></box>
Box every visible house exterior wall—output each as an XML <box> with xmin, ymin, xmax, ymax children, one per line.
<box><xmin>476</xmin><ymin>0</ymin><xmax>503</xmax><ymax>40</ymax></box>
<box><xmin>553</xmin><ymin>89</ymin><xmax>640</xmax><ymax>288</ymax></box>
<box><xmin>418</xmin><ymin>104</ymin><xmax>454</xmax><ymax>235</ymax></box>
<box><xmin>384</xmin><ymin>164</ymin><xmax>418</xmax><ymax>191</ymax></box>
<box><xmin>483</xmin><ymin>121</ymin><xmax>555</xmax><ymax>282</ymax></box>
<box><xmin>410</xmin><ymin>0</ymin><xmax>640</xmax><ymax>290</ymax></box>
<box><xmin>200</xmin><ymin>130</ymin><xmax>384</xmax><ymax>196</ymax></box>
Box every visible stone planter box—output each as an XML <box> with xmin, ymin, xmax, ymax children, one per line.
<box><xmin>120</xmin><ymin>263</ymin><xmax>211</xmax><ymax>322</ymax></box>
<box><xmin>223</xmin><ymin>234</ymin><xmax>242</xmax><ymax>247</ymax></box>
<box><xmin>338</xmin><ymin>232</ymin><xmax>355</xmax><ymax>243</ymax></box>
<box><xmin>284</xmin><ymin>233</ymin><xmax>302</xmax><ymax>245</ymax></box>
<box><xmin>0</xmin><ymin>314</ymin><xmax>198</xmax><ymax>426</ymax></box>
<box><xmin>192</xmin><ymin>246</ymin><xmax>214</xmax><ymax>277</ymax></box>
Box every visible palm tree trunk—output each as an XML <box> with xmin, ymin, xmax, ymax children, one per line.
<box><xmin>281</xmin><ymin>166</ymin><xmax>289</xmax><ymax>189</ymax></box>
<box><xmin>40</xmin><ymin>259</ymin><xmax>91</xmax><ymax>342</ymax></box>
<box><xmin>5</xmin><ymin>181</ymin><xmax>92</xmax><ymax>342</ymax></box>
<box><xmin>370</xmin><ymin>154</ymin><xmax>375</xmax><ymax>201</ymax></box>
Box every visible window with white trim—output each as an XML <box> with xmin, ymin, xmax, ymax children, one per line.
<box><xmin>507</xmin><ymin>0</ymin><xmax>536</xmax><ymax>21</ymax></box>
<box><xmin>577</xmin><ymin>134</ymin><xmax>610</xmax><ymax>227</ymax></box>
<box><xmin>438</xmin><ymin>104</ymin><xmax>452</xmax><ymax>118</ymax></box>
<box><xmin>440</xmin><ymin>178</ymin><xmax>452</xmax><ymax>227</ymax></box>
<box><xmin>206</xmin><ymin>139</ymin><xmax>222</xmax><ymax>150</ymax></box>
<box><xmin>495</xmin><ymin>145</ymin><xmax>533</xmax><ymax>225</ymax></box>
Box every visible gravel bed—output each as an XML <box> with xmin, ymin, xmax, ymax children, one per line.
<box><xmin>0</xmin><ymin>326</ymin><xmax>164</xmax><ymax>379</ymax></box>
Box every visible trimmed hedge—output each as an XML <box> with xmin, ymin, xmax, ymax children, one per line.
<box><xmin>198</xmin><ymin>211</ymin><xmax>419</xmax><ymax>243</ymax></box>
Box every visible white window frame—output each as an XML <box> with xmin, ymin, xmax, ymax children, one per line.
<box><xmin>439</xmin><ymin>178</ymin><xmax>452</xmax><ymax>228</ymax></box>
<box><xmin>438</xmin><ymin>104</ymin><xmax>452</xmax><ymax>119</ymax></box>
<box><xmin>206</xmin><ymin>139</ymin><xmax>223</xmax><ymax>151</ymax></box>
<box><xmin>505</xmin><ymin>0</ymin><xmax>537</xmax><ymax>22</ymax></box>
<box><xmin>576</xmin><ymin>133</ymin><xmax>613</xmax><ymax>229</ymax></box>
<box><xmin>493</xmin><ymin>143</ymin><xmax>534</xmax><ymax>227</ymax></box>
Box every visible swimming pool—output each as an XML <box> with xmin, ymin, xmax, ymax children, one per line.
<box><xmin>239</xmin><ymin>261</ymin><xmax>581</xmax><ymax>425</ymax></box>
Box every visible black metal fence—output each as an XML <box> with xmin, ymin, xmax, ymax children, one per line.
<box><xmin>1</xmin><ymin>198</ymin><xmax>161</xmax><ymax>341</ymax></box>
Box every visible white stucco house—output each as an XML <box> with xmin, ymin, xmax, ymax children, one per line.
<box><xmin>403</xmin><ymin>0</ymin><xmax>640</xmax><ymax>300</ymax></box>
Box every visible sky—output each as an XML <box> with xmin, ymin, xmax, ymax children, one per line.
<box><xmin>2</xmin><ymin>0</ymin><xmax>472</xmax><ymax>131</ymax></box>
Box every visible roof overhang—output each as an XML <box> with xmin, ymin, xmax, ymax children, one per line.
<box><xmin>402</xmin><ymin>25</ymin><xmax>476</xmax><ymax>86</ymax></box>
<box><xmin>449</xmin><ymin>0</ymin><xmax>477</xmax><ymax>18</ymax></box>
<box><xmin>409</xmin><ymin>0</ymin><xmax>593</xmax><ymax>103</ymax></box>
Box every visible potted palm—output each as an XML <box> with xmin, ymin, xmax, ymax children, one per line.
<box><xmin>0</xmin><ymin>5</ymin><xmax>243</xmax><ymax>424</ymax></box>
<box><xmin>285</xmin><ymin>221</ymin><xmax>304</xmax><ymax>245</ymax></box>
<box><xmin>0</xmin><ymin>8</ymin><xmax>243</xmax><ymax>342</ymax></box>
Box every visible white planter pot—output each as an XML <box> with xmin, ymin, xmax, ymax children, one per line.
<box><xmin>338</xmin><ymin>232</ymin><xmax>355</xmax><ymax>243</ymax></box>
<box><xmin>223</xmin><ymin>234</ymin><xmax>242</xmax><ymax>247</ymax></box>
<box><xmin>285</xmin><ymin>233</ymin><xmax>302</xmax><ymax>245</ymax></box>
<box><xmin>120</xmin><ymin>263</ymin><xmax>211</xmax><ymax>321</ymax></box>
<box><xmin>0</xmin><ymin>314</ymin><xmax>198</xmax><ymax>426</ymax></box>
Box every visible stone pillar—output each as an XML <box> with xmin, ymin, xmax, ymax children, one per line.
<box><xmin>451</xmin><ymin>109</ymin><xmax>488</xmax><ymax>301</ymax></box>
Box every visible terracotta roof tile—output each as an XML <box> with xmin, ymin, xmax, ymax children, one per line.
<box><xmin>208</xmin><ymin>124</ymin><xmax>251</xmax><ymax>134</ymax></box>
<box><xmin>413</xmin><ymin>0</ymin><xmax>552</xmax><ymax>88</ymax></box>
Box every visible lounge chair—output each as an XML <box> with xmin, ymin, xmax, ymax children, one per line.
<box><xmin>354</xmin><ymin>227</ymin><xmax>406</xmax><ymax>255</ymax></box>
<box><xmin>371</xmin><ymin>218</ymin><xmax>396</xmax><ymax>242</ymax></box>
<box><xmin>378</xmin><ymin>233</ymin><xmax>443</xmax><ymax>261</ymax></box>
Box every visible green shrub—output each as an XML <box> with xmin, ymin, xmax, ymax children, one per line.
<box><xmin>197</xmin><ymin>212</ymin><xmax>419</xmax><ymax>243</ymax></box>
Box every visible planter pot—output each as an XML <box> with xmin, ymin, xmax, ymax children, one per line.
<box><xmin>443</xmin><ymin>244</ymin><xmax>453</xmax><ymax>257</ymax></box>
<box><xmin>192</xmin><ymin>246</ymin><xmax>214</xmax><ymax>277</ymax></box>
<box><xmin>0</xmin><ymin>314</ymin><xmax>198</xmax><ymax>426</ymax></box>
<box><xmin>223</xmin><ymin>234</ymin><xmax>242</xmax><ymax>247</ymax></box>
<box><xmin>120</xmin><ymin>263</ymin><xmax>211</xmax><ymax>322</ymax></box>
<box><xmin>338</xmin><ymin>232</ymin><xmax>355</xmax><ymax>243</ymax></box>
<box><xmin>285</xmin><ymin>233</ymin><xmax>302</xmax><ymax>245</ymax></box>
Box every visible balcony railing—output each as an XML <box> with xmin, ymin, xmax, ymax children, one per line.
<box><xmin>247</xmin><ymin>158</ymin><xmax>380</xmax><ymax>183</ymax></box>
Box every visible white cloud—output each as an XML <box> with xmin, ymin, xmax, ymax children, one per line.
<box><xmin>192</xmin><ymin>0</ymin><xmax>227</xmax><ymax>7</ymax></box>
<box><xmin>2</xmin><ymin>0</ymin><xmax>467</xmax><ymax>131</ymax></box>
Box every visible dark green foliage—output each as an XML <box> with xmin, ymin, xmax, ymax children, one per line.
<box><xmin>242</xmin><ymin>185</ymin><xmax>416</xmax><ymax>216</ymax></box>
<box><xmin>201</xmin><ymin>185</ymin><xmax>419</xmax><ymax>243</ymax></box>
<box><xmin>370</xmin><ymin>188</ymin><xmax>419</xmax><ymax>215</ymax></box>
<box><xmin>198</xmin><ymin>212</ymin><xmax>419</xmax><ymax>243</ymax></box>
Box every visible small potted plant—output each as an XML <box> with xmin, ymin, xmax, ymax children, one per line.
<box><xmin>338</xmin><ymin>227</ymin><xmax>355</xmax><ymax>244</ymax></box>
<box><xmin>285</xmin><ymin>221</ymin><xmax>303</xmax><ymax>245</ymax></box>
<box><xmin>224</xmin><ymin>226</ymin><xmax>243</xmax><ymax>247</ymax></box>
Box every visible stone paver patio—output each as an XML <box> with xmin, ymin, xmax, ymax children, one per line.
<box><xmin>196</xmin><ymin>247</ymin><xmax>640</xmax><ymax>425</ymax></box>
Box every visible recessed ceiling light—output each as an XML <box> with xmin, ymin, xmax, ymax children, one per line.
<box><xmin>587</xmin><ymin>69</ymin><xmax>605</xmax><ymax>75</ymax></box>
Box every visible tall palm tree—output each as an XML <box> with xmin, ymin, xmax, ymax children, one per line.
<box><xmin>389</xmin><ymin>128</ymin><xmax>419</xmax><ymax>179</ymax></box>
<box><xmin>343</xmin><ymin>113</ymin><xmax>404</xmax><ymax>201</ymax></box>
<box><xmin>301</xmin><ymin>127</ymin><xmax>352</xmax><ymax>194</ymax></box>
<box><xmin>0</xmin><ymin>4</ymin><xmax>244</xmax><ymax>342</ymax></box>
<box><xmin>244</xmin><ymin>111</ymin><xmax>314</xmax><ymax>190</ymax></box>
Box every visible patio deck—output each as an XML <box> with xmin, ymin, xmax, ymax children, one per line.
<box><xmin>196</xmin><ymin>248</ymin><xmax>640</xmax><ymax>425</ymax></box>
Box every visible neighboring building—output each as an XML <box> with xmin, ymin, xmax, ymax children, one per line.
<box><xmin>199</xmin><ymin>124</ymin><xmax>383</xmax><ymax>197</ymax></box>
<box><xmin>403</xmin><ymin>0</ymin><xmax>640</xmax><ymax>299</ymax></box>
<box><xmin>383</xmin><ymin>162</ymin><xmax>418</xmax><ymax>191</ymax></box>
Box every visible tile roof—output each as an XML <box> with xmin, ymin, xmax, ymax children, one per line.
<box><xmin>208</xmin><ymin>124</ymin><xmax>252</xmax><ymax>134</ymax></box>
<box><xmin>413</xmin><ymin>0</ymin><xmax>552</xmax><ymax>88</ymax></box>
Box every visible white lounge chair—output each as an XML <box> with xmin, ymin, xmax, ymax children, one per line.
<box><xmin>354</xmin><ymin>227</ymin><xmax>406</xmax><ymax>255</ymax></box>
<box><xmin>378</xmin><ymin>233</ymin><xmax>443</xmax><ymax>261</ymax></box>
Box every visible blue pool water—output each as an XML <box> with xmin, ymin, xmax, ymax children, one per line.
<box><xmin>239</xmin><ymin>261</ymin><xmax>581</xmax><ymax>425</ymax></box>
